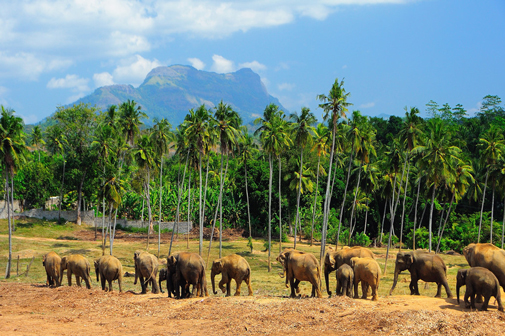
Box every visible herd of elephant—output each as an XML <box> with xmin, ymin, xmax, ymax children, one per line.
<box><xmin>41</xmin><ymin>243</ymin><xmax>505</xmax><ymax>312</ymax></box>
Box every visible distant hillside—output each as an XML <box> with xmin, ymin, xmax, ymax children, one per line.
<box><xmin>73</xmin><ymin>65</ymin><xmax>286</xmax><ymax>126</ymax></box>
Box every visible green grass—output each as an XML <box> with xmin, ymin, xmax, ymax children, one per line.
<box><xmin>0</xmin><ymin>218</ymin><xmax>469</xmax><ymax>298</ymax></box>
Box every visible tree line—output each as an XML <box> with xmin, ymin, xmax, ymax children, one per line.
<box><xmin>2</xmin><ymin>78</ymin><xmax>505</xmax><ymax>277</ymax></box>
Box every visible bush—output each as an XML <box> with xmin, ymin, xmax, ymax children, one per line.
<box><xmin>353</xmin><ymin>232</ymin><xmax>371</xmax><ymax>247</ymax></box>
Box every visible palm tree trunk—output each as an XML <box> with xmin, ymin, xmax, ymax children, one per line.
<box><xmin>146</xmin><ymin>167</ymin><xmax>153</xmax><ymax>251</ymax></box>
<box><xmin>158</xmin><ymin>157</ymin><xmax>164</xmax><ymax>258</ymax></box>
<box><xmin>413</xmin><ymin>177</ymin><xmax>421</xmax><ymax>250</ymax></box>
<box><xmin>245</xmin><ymin>158</ymin><xmax>252</xmax><ymax>240</ymax></box>
<box><xmin>268</xmin><ymin>154</ymin><xmax>273</xmax><ymax>272</ymax></box>
<box><xmin>5</xmin><ymin>171</ymin><xmax>11</xmax><ymax>278</ymax></box>
<box><xmin>478</xmin><ymin>171</ymin><xmax>489</xmax><ymax>243</ymax></box>
<box><xmin>363</xmin><ymin>198</ymin><xmax>370</xmax><ymax>235</ymax></box>
<box><xmin>76</xmin><ymin>171</ymin><xmax>86</xmax><ymax>226</ymax></box>
<box><xmin>384</xmin><ymin>171</ymin><xmax>398</xmax><ymax>275</ymax></box>
<box><xmin>428</xmin><ymin>185</ymin><xmax>436</xmax><ymax>252</ymax></box>
<box><xmin>169</xmin><ymin>152</ymin><xmax>189</xmax><ymax>256</ymax></box>
<box><xmin>436</xmin><ymin>193</ymin><xmax>455</xmax><ymax>254</ymax></box>
<box><xmin>58</xmin><ymin>157</ymin><xmax>66</xmax><ymax>224</ymax></box>
<box><xmin>10</xmin><ymin>172</ymin><xmax>15</xmax><ymax>232</ymax></box>
<box><xmin>336</xmin><ymin>137</ymin><xmax>355</xmax><ymax>249</ymax></box>
<box><xmin>321</xmin><ymin>125</ymin><xmax>337</xmax><ymax>262</ymax></box>
<box><xmin>187</xmin><ymin>173</ymin><xmax>192</xmax><ymax>249</ymax></box>
<box><xmin>294</xmin><ymin>148</ymin><xmax>303</xmax><ymax>249</ymax></box>
<box><xmin>206</xmin><ymin>190</ymin><xmax>222</xmax><ymax>267</ymax></box>
<box><xmin>202</xmin><ymin>155</ymin><xmax>211</xmax><ymax>240</ymax></box>
<box><xmin>219</xmin><ymin>156</ymin><xmax>230</xmax><ymax>258</ymax></box>
<box><xmin>436</xmin><ymin>207</ymin><xmax>445</xmax><ymax>242</ymax></box>
<box><xmin>348</xmin><ymin>161</ymin><xmax>363</xmax><ymax>245</ymax></box>
<box><xmin>501</xmin><ymin>196</ymin><xmax>505</xmax><ymax>249</ymax></box>
<box><xmin>380</xmin><ymin>198</ymin><xmax>388</xmax><ymax>244</ymax></box>
<box><xmin>310</xmin><ymin>156</ymin><xmax>321</xmax><ymax>246</ymax></box>
<box><xmin>199</xmin><ymin>152</ymin><xmax>203</xmax><ymax>256</ymax></box>
<box><xmin>490</xmin><ymin>180</ymin><xmax>496</xmax><ymax>244</ymax></box>
<box><xmin>141</xmin><ymin>197</ymin><xmax>145</xmax><ymax>228</ymax></box>
<box><xmin>399</xmin><ymin>157</ymin><xmax>411</xmax><ymax>251</ymax></box>
<box><xmin>278</xmin><ymin>156</ymin><xmax>282</xmax><ymax>253</ymax></box>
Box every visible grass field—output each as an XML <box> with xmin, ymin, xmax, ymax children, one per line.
<box><xmin>0</xmin><ymin>217</ymin><xmax>470</xmax><ymax>298</ymax></box>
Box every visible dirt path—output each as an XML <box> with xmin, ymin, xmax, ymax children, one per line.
<box><xmin>1</xmin><ymin>283</ymin><xmax>504</xmax><ymax>335</ymax></box>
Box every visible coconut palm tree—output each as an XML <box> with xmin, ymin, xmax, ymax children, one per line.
<box><xmin>290</xmin><ymin>107</ymin><xmax>316</xmax><ymax>248</ymax></box>
<box><xmin>30</xmin><ymin>126</ymin><xmax>45</xmax><ymax>162</ymax></box>
<box><xmin>45</xmin><ymin>126</ymin><xmax>67</xmax><ymax>223</ymax></box>
<box><xmin>317</xmin><ymin>78</ymin><xmax>352</xmax><ymax>261</ymax></box>
<box><xmin>0</xmin><ymin>106</ymin><xmax>27</xmax><ymax>278</ymax></box>
<box><xmin>120</xmin><ymin>100</ymin><xmax>147</xmax><ymax>146</ymax></box>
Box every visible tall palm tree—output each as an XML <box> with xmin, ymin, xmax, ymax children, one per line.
<box><xmin>45</xmin><ymin>126</ymin><xmax>67</xmax><ymax>223</ymax></box>
<box><xmin>30</xmin><ymin>126</ymin><xmax>45</xmax><ymax>162</ymax></box>
<box><xmin>317</xmin><ymin>78</ymin><xmax>352</xmax><ymax>262</ymax></box>
<box><xmin>290</xmin><ymin>107</ymin><xmax>316</xmax><ymax>248</ymax></box>
<box><xmin>477</xmin><ymin>127</ymin><xmax>505</xmax><ymax>243</ymax></box>
<box><xmin>310</xmin><ymin>123</ymin><xmax>329</xmax><ymax>245</ymax></box>
<box><xmin>0</xmin><ymin>106</ymin><xmax>27</xmax><ymax>278</ymax></box>
<box><xmin>119</xmin><ymin>100</ymin><xmax>147</xmax><ymax>146</ymax></box>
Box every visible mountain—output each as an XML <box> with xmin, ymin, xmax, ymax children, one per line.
<box><xmin>74</xmin><ymin>65</ymin><xmax>286</xmax><ymax>126</ymax></box>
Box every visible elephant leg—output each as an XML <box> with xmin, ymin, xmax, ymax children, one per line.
<box><xmin>101</xmin><ymin>276</ymin><xmax>106</xmax><ymax>291</ymax></box>
<box><xmin>46</xmin><ymin>274</ymin><xmax>52</xmax><ymax>287</ymax></box>
<box><xmin>246</xmin><ymin>274</ymin><xmax>253</xmax><ymax>296</ymax></box>
<box><xmin>152</xmin><ymin>277</ymin><xmax>160</xmax><ymax>294</ymax></box>
<box><xmin>76</xmin><ymin>275</ymin><xmax>81</xmax><ymax>287</ymax></box>
<box><xmin>464</xmin><ymin>289</ymin><xmax>471</xmax><ymax>309</ymax></box>
<box><xmin>475</xmin><ymin>294</ymin><xmax>484</xmax><ymax>303</ymax></box>
<box><xmin>219</xmin><ymin>275</ymin><xmax>229</xmax><ymax>295</ymax></box>
<box><xmin>361</xmin><ymin>281</ymin><xmax>367</xmax><ymax>299</ymax></box>
<box><xmin>481</xmin><ymin>295</ymin><xmax>490</xmax><ymax>311</ymax></box>
<box><xmin>294</xmin><ymin>280</ymin><xmax>301</xmax><ymax>294</ymax></box>
<box><xmin>289</xmin><ymin>278</ymin><xmax>297</xmax><ymax>298</ymax></box>
<box><xmin>435</xmin><ymin>283</ymin><xmax>442</xmax><ymax>298</ymax></box>
<box><xmin>118</xmin><ymin>278</ymin><xmax>123</xmax><ymax>293</ymax></box>
<box><xmin>354</xmin><ymin>278</ymin><xmax>359</xmax><ymax>299</ymax></box>
<box><xmin>226</xmin><ymin>281</ymin><xmax>231</xmax><ymax>297</ymax></box>
<box><xmin>372</xmin><ymin>285</ymin><xmax>378</xmax><ymax>301</ymax></box>
<box><xmin>67</xmin><ymin>271</ymin><xmax>72</xmax><ymax>287</ymax></box>
<box><xmin>234</xmin><ymin>278</ymin><xmax>242</xmax><ymax>296</ymax></box>
<box><xmin>140</xmin><ymin>276</ymin><xmax>147</xmax><ymax>294</ymax></box>
<box><xmin>108</xmin><ymin>280</ymin><xmax>113</xmax><ymax>292</ymax></box>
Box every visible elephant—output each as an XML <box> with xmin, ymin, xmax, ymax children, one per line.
<box><xmin>336</xmin><ymin>264</ymin><xmax>354</xmax><ymax>297</ymax></box>
<box><xmin>133</xmin><ymin>251</ymin><xmax>160</xmax><ymax>294</ymax></box>
<box><xmin>351</xmin><ymin>257</ymin><xmax>381</xmax><ymax>301</ymax></box>
<box><xmin>276</xmin><ymin>249</ymin><xmax>322</xmax><ymax>298</ymax></box>
<box><xmin>94</xmin><ymin>255</ymin><xmax>123</xmax><ymax>292</ymax></box>
<box><xmin>42</xmin><ymin>251</ymin><xmax>62</xmax><ymax>287</ymax></box>
<box><xmin>390</xmin><ymin>250</ymin><xmax>452</xmax><ymax>298</ymax></box>
<box><xmin>167</xmin><ymin>252</ymin><xmax>207</xmax><ymax>298</ymax></box>
<box><xmin>60</xmin><ymin>254</ymin><xmax>92</xmax><ymax>289</ymax></box>
<box><xmin>456</xmin><ymin>267</ymin><xmax>504</xmax><ymax>312</ymax></box>
<box><xmin>325</xmin><ymin>247</ymin><xmax>375</xmax><ymax>297</ymax></box>
<box><xmin>158</xmin><ymin>267</ymin><xmax>168</xmax><ymax>294</ymax></box>
<box><xmin>211</xmin><ymin>254</ymin><xmax>253</xmax><ymax>297</ymax></box>
<box><xmin>463</xmin><ymin>243</ymin><xmax>505</xmax><ymax>293</ymax></box>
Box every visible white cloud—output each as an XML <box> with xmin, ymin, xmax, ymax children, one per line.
<box><xmin>359</xmin><ymin>102</ymin><xmax>375</xmax><ymax>109</ymax></box>
<box><xmin>261</xmin><ymin>77</ymin><xmax>270</xmax><ymax>88</ymax></box>
<box><xmin>188</xmin><ymin>58</ymin><xmax>206</xmax><ymax>70</ymax></box>
<box><xmin>211</xmin><ymin>55</ymin><xmax>235</xmax><ymax>73</ymax></box>
<box><xmin>112</xmin><ymin>55</ymin><xmax>163</xmax><ymax>86</ymax></box>
<box><xmin>278</xmin><ymin>83</ymin><xmax>295</xmax><ymax>91</ymax></box>
<box><xmin>342</xmin><ymin>64</ymin><xmax>348</xmax><ymax>69</ymax></box>
<box><xmin>93</xmin><ymin>72</ymin><xmax>115</xmax><ymax>87</ymax></box>
<box><xmin>47</xmin><ymin>74</ymin><xmax>90</xmax><ymax>92</ymax></box>
<box><xmin>239</xmin><ymin>61</ymin><xmax>266</xmax><ymax>72</ymax></box>
<box><xmin>0</xmin><ymin>52</ymin><xmax>71</xmax><ymax>80</ymax></box>
<box><xmin>467</xmin><ymin>101</ymin><xmax>482</xmax><ymax>116</ymax></box>
<box><xmin>19</xmin><ymin>113</ymin><xmax>40</xmax><ymax>124</ymax></box>
<box><xmin>275</xmin><ymin>62</ymin><xmax>290</xmax><ymax>71</ymax></box>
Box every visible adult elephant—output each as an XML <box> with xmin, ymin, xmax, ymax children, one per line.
<box><xmin>133</xmin><ymin>251</ymin><xmax>160</xmax><ymax>294</ymax></box>
<box><xmin>463</xmin><ymin>243</ymin><xmax>505</xmax><ymax>292</ymax></box>
<box><xmin>211</xmin><ymin>254</ymin><xmax>253</xmax><ymax>296</ymax></box>
<box><xmin>277</xmin><ymin>249</ymin><xmax>322</xmax><ymax>298</ymax></box>
<box><xmin>94</xmin><ymin>255</ymin><xmax>123</xmax><ymax>292</ymax></box>
<box><xmin>325</xmin><ymin>247</ymin><xmax>375</xmax><ymax>297</ymax></box>
<box><xmin>60</xmin><ymin>254</ymin><xmax>92</xmax><ymax>289</ymax></box>
<box><xmin>351</xmin><ymin>257</ymin><xmax>381</xmax><ymax>301</ymax></box>
<box><xmin>390</xmin><ymin>250</ymin><xmax>452</xmax><ymax>298</ymax></box>
<box><xmin>43</xmin><ymin>251</ymin><xmax>62</xmax><ymax>287</ymax></box>
<box><xmin>167</xmin><ymin>252</ymin><xmax>207</xmax><ymax>298</ymax></box>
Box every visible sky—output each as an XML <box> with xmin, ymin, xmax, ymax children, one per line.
<box><xmin>0</xmin><ymin>0</ymin><xmax>504</xmax><ymax>125</ymax></box>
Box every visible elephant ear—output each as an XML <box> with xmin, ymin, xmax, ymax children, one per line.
<box><xmin>168</xmin><ymin>255</ymin><xmax>177</xmax><ymax>266</ymax></box>
<box><xmin>350</xmin><ymin>257</ymin><xmax>357</xmax><ymax>268</ymax></box>
<box><xmin>406</xmin><ymin>254</ymin><xmax>414</xmax><ymax>267</ymax></box>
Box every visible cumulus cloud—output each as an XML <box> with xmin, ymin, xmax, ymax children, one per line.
<box><xmin>239</xmin><ymin>61</ymin><xmax>266</xmax><ymax>72</ymax></box>
<box><xmin>0</xmin><ymin>52</ymin><xmax>71</xmax><ymax>80</ymax></box>
<box><xmin>112</xmin><ymin>55</ymin><xmax>162</xmax><ymax>86</ymax></box>
<box><xmin>278</xmin><ymin>83</ymin><xmax>295</xmax><ymax>91</ymax></box>
<box><xmin>211</xmin><ymin>55</ymin><xmax>235</xmax><ymax>73</ymax></box>
<box><xmin>188</xmin><ymin>58</ymin><xmax>206</xmax><ymax>70</ymax></box>
<box><xmin>47</xmin><ymin>74</ymin><xmax>90</xmax><ymax>92</ymax></box>
<box><xmin>359</xmin><ymin>102</ymin><xmax>375</xmax><ymax>109</ymax></box>
<box><xmin>93</xmin><ymin>72</ymin><xmax>115</xmax><ymax>88</ymax></box>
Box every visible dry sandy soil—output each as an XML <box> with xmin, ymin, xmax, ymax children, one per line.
<box><xmin>1</xmin><ymin>283</ymin><xmax>505</xmax><ymax>335</ymax></box>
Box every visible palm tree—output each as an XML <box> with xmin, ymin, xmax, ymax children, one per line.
<box><xmin>477</xmin><ymin>127</ymin><xmax>505</xmax><ymax>243</ymax></box>
<box><xmin>119</xmin><ymin>100</ymin><xmax>147</xmax><ymax>146</ymax></box>
<box><xmin>290</xmin><ymin>107</ymin><xmax>316</xmax><ymax>248</ymax></box>
<box><xmin>30</xmin><ymin>126</ymin><xmax>45</xmax><ymax>161</ymax></box>
<box><xmin>150</xmin><ymin>118</ymin><xmax>173</xmax><ymax>257</ymax></box>
<box><xmin>0</xmin><ymin>106</ymin><xmax>27</xmax><ymax>278</ymax></box>
<box><xmin>45</xmin><ymin>126</ymin><xmax>67</xmax><ymax>223</ymax></box>
<box><xmin>360</xmin><ymin>161</ymin><xmax>379</xmax><ymax>235</ymax></box>
<box><xmin>310</xmin><ymin>123</ymin><xmax>329</xmax><ymax>245</ymax></box>
<box><xmin>184</xmin><ymin>105</ymin><xmax>212</xmax><ymax>255</ymax></box>
<box><xmin>317</xmin><ymin>78</ymin><xmax>352</xmax><ymax>262</ymax></box>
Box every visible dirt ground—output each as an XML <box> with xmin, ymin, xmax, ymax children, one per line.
<box><xmin>1</xmin><ymin>283</ymin><xmax>504</xmax><ymax>335</ymax></box>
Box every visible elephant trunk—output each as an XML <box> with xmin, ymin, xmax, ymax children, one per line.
<box><xmin>211</xmin><ymin>271</ymin><xmax>217</xmax><ymax>295</ymax></box>
<box><xmin>324</xmin><ymin>265</ymin><xmax>332</xmax><ymax>297</ymax></box>
<box><xmin>390</xmin><ymin>267</ymin><xmax>400</xmax><ymax>296</ymax></box>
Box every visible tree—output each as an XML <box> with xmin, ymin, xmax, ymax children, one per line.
<box><xmin>290</xmin><ymin>107</ymin><xmax>316</xmax><ymax>248</ymax></box>
<box><xmin>45</xmin><ymin>125</ymin><xmax>67</xmax><ymax>223</ymax></box>
<box><xmin>0</xmin><ymin>106</ymin><xmax>27</xmax><ymax>278</ymax></box>
<box><xmin>317</xmin><ymin>78</ymin><xmax>352</xmax><ymax>262</ymax></box>
<box><xmin>120</xmin><ymin>100</ymin><xmax>147</xmax><ymax>146</ymax></box>
<box><xmin>310</xmin><ymin>123</ymin><xmax>329</xmax><ymax>245</ymax></box>
<box><xmin>30</xmin><ymin>126</ymin><xmax>45</xmax><ymax>162</ymax></box>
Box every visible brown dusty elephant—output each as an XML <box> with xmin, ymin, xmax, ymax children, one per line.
<box><xmin>325</xmin><ymin>247</ymin><xmax>375</xmax><ymax>297</ymax></box>
<box><xmin>94</xmin><ymin>255</ymin><xmax>123</xmax><ymax>292</ymax></box>
<box><xmin>463</xmin><ymin>243</ymin><xmax>505</xmax><ymax>293</ymax></box>
<box><xmin>277</xmin><ymin>249</ymin><xmax>322</xmax><ymax>298</ymax></box>
<box><xmin>158</xmin><ymin>267</ymin><xmax>168</xmax><ymax>294</ymax></box>
<box><xmin>43</xmin><ymin>251</ymin><xmax>62</xmax><ymax>287</ymax></box>
<box><xmin>167</xmin><ymin>252</ymin><xmax>207</xmax><ymax>298</ymax></box>
<box><xmin>60</xmin><ymin>254</ymin><xmax>92</xmax><ymax>289</ymax></box>
<box><xmin>390</xmin><ymin>250</ymin><xmax>452</xmax><ymax>298</ymax></box>
<box><xmin>133</xmin><ymin>251</ymin><xmax>160</xmax><ymax>294</ymax></box>
<box><xmin>456</xmin><ymin>267</ymin><xmax>504</xmax><ymax>311</ymax></box>
<box><xmin>211</xmin><ymin>254</ymin><xmax>253</xmax><ymax>297</ymax></box>
<box><xmin>336</xmin><ymin>264</ymin><xmax>354</xmax><ymax>297</ymax></box>
<box><xmin>351</xmin><ymin>257</ymin><xmax>381</xmax><ymax>301</ymax></box>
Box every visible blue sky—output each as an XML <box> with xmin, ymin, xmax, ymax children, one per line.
<box><xmin>0</xmin><ymin>0</ymin><xmax>504</xmax><ymax>124</ymax></box>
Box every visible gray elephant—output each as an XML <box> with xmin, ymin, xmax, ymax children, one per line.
<box><xmin>463</xmin><ymin>243</ymin><xmax>505</xmax><ymax>293</ymax></box>
<box><xmin>60</xmin><ymin>254</ymin><xmax>92</xmax><ymax>289</ymax></box>
<box><xmin>390</xmin><ymin>251</ymin><xmax>452</xmax><ymax>298</ymax></box>
<box><xmin>133</xmin><ymin>251</ymin><xmax>160</xmax><ymax>294</ymax></box>
<box><xmin>336</xmin><ymin>264</ymin><xmax>354</xmax><ymax>297</ymax></box>
<box><xmin>94</xmin><ymin>255</ymin><xmax>123</xmax><ymax>292</ymax></box>
<box><xmin>43</xmin><ymin>251</ymin><xmax>62</xmax><ymax>287</ymax></box>
<box><xmin>211</xmin><ymin>254</ymin><xmax>253</xmax><ymax>296</ymax></box>
<box><xmin>325</xmin><ymin>247</ymin><xmax>375</xmax><ymax>297</ymax></box>
<box><xmin>277</xmin><ymin>249</ymin><xmax>322</xmax><ymax>298</ymax></box>
<box><xmin>167</xmin><ymin>252</ymin><xmax>207</xmax><ymax>298</ymax></box>
<box><xmin>457</xmin><ymin>267</ymin><xmax>504</xmax><ymax>311</ymax></box>
<box><xmin>351</xmin><ymin>257</ymin><xmax>381</xmax><ymax>301</ymax></box>
<box><xmin>158</xmin><ymin>267</ymin><xmax>168</xmax><ymax>294</ymax></box>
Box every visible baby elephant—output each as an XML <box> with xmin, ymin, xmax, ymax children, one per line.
<box><xmin>336</xmin><ymin>264</ymin><xmax>354</xmax><ymax>297</ymax></box>
<box><xmin>457</xmin><ymin>267</ymin><xmax>504</xmax><ymax>312</ymax></box>
<box><xmin>94</xmin><ymin>255</ymin><xmax>123</xmax><ymax>292</ymax></box>
<box><xmin>211</xmin><ymin>254</ymin><xmax>253</xmax><ymax>296</ymax></box>
<box><xmin>351</xmin><ymin>257</ymin><xmax>381</xmax><ymax>301</ymax></box>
